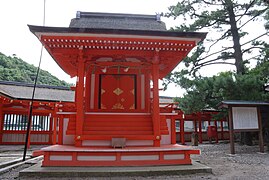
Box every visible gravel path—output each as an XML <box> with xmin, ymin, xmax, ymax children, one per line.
<box><xmin>0</xmin><ymin>142</ymin><xmax>269</xmax><ymax>179</ymax></box>
<box><xmin>191</xmin><ymin>142</ymin><xmax>269</xmax><ymax>180</ymax></box>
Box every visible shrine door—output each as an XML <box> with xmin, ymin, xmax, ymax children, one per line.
<box><xmin>99</xmin><ymin>74</ymin><xmax>136</xmax><ymax>110</ymax></box>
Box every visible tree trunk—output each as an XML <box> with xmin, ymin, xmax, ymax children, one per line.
<box><xmin>226</xmin><ymin>0</ymin><xmax>245</xmax><ymax>75</ymax></box>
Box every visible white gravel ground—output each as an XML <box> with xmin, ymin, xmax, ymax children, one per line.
<box><xmin>190</xmin><ymin>142</ymin><xmax>269</xmax><ymax>180</ymax></box>
<box><xmin>0</xmin><ymin>142</ymin><xmax>269</xmax><ymax>179</ymax></box>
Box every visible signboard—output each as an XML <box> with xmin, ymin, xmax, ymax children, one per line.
<box><xmin>232</xmin><ymin>107</ymin><xmax>259</xmax><ymax>130</ymax></box>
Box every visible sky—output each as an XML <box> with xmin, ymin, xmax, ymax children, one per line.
<box><xmin>0</xmin><ymin>1</ymin><xmax>266</xmax><ymax>97</ymax></box>
<box><xmin>1</xmin><ymin>0</ymin><xmax>187</xmax><ymax>97</ymax></box>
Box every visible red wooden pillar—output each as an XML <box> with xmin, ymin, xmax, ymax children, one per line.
<box><xmin>214</xmin><ymin>120</ymin><xmax>219</xmax><ymax>143</ymax></box>
<box><xmin>194</xmin><ymin>114</ymin><xmax>197</xmax><ymax>134</ymax></box>
<box><xmin>48</xmin><ymin>112</ymin><xmax>53</xmax><ymax>144</ymax></box>
<box><xmin>228</xmin><ymin>106</ymin><xmax>235</xmax><ymax>154</ymax></box>
<box><xmin>171</xmin><ymin>116</ymin><xmax>176</xmax><ymax>144</ymax></box>
<box><xmin>180</xmin><ymin>116</ymin><xmax>185</xmax><ymax>145</ymax></box>
<box><xmin>58</xmin><ymin>115</ymin><xmax>64</xmax><ymax>145</ymax></box>
<box><xmin>198</xmin><ymin>112</ymin><xmax>203</xmax><ymax>144</ymax></box>
<box><xmin>152</xmin><ymin>52</ymin><xmax>161</xmax><ymax>147</ymax></box>
<box><xmin>257</xmin><ymin>107</ymin><xmax>264</xmax><ymax>153</ymax></box>
<box><xmin>52</xmin><ymin>116</ymin><xmax>58</xmax><ymax>145</ymax></box>
<box><xmin>75</xmin><ymin>48</ymin><xmax>85</xmax><ymax>147</ymax></box>
<box><xmin>52</xmin><ymin>105</ymin><xmax>59</xmax><ymax>145</ymax></box>
<box><xmin>220</xmin><ymin>119</ymin><xmax>224</xmax><ymax>140</ymax></box>
<box><xmin>0</xmin><ymin>102</ymin><xmax>3</xmax><ymax>144</ymax></box>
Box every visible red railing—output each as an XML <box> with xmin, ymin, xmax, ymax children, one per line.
<box><xmin>1</xmin><ymin>112</ymin><xmax>55</xmax><ymax>145</ymax></box>
<box><xmin>173</xmin><ymin>111</ymin><xmax>229</xmax><ymax>144</ymax></box>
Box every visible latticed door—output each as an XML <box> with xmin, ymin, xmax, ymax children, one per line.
<box><xmin>99</xmin><ymin>74</ymin><xmax>136</xmax><ymax>110</ymax></box>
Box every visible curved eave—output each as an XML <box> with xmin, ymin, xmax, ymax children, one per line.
<box><xmin>28</xmin><ymin>25</ymin><xmax>207</xmax><ymax>42</ymax></box>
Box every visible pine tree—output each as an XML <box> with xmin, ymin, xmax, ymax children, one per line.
<box><xmin>165</xmin><ymin>0</ymin><xmax>269</xmax><ymax>76</ymax></box>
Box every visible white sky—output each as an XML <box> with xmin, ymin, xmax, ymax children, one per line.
<box><xmin>0</xmin><ymin>0</ymin><xmax>185</xmax><ymax>97</ymax></box>
<box><xmin>0</xmin><ymin>0</ymin><xmax>266</xmax><ymax>97</ymax></box>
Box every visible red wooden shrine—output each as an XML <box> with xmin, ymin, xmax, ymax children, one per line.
<box><xmin>0</xmin><ymin>95</ymin><xmax>57</xmax><ymax>145</ymax></box>
<box><xmin>28</xmin><ymin>12</ymin><xmax>206</xmax><ymax>166</ymax></box>
<box><xmin>0</xmin><ymin>82</ymin><xmax>75</xmax><ymax>145</ymax></box>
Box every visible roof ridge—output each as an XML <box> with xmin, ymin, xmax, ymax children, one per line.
<box><xmin>77</xmin><ymin>11</ymin><xmax>157</xmax><ymax>20</ymax></box>
<box><xmin>159</xmin><ymin>96</ymin><xmax>174</xmax><ymax>99</ymax></box>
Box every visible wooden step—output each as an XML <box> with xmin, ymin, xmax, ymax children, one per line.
<box><xmin>83</xmin><ymin>130</ymin><xmax>153</xmax><ymax>135</ymax></box>
<box><xmin>161</xmin><ymin>130</ymin><xmax>169</xmax><ymax>135</ymax></box>
<box><xmin>42</xmin><ymin>144</ymin><xmax>200</xmax><ymax>167</ymax></box>
<box><xmin>160</xmin><ymin>116</ymin><xmax>169</xmax><ymax>135</ymax></box>
<box><xmin>66</xmin><ymin>130</ymin><xmax>75</xmax><ymax>135</ymax></box>
<box><xmin>83</xmin><ymin>126</ymin><xmax>153</xmax><ymax>131</ymax></box>
<box><xmin>66</xmin><ymin>114</ymin><xmax>169</xmax><ymax>138</ymax></box>
<box><xmin>80</xmin><ymin>134</ymin><xmax>155</xmax><ymax>140</ymax></box>
<box><xmin>85</xmin><ymin>121</ymin><xmax>152</xmax><ymax>127</ymax></box>
<box><xmin>84</xmin><ymin>118</ymin><xmax>152</xmax><ymax>122</ymax></box>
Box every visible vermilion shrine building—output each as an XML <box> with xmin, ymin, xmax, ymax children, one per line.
<box><xmin>28</xmin><ymin>12</ymin><xmax>206</xmax><ymax>166</ymax></box>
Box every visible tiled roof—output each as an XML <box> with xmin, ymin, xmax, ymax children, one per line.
<box><xmin>0</xmin><ymin>81</ymin><xmax>74</xmax><ymax>102</ymax></box>
<box><xmin>69</xmin><ymin>12</ymin><xmax>166</xmax><ymax>31</ymax></box>
<box><xmin>218</xmin><ymin>100</ymin><xmax>269</xmax><ymax>108</ymax></box>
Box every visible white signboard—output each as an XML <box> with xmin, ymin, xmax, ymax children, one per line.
<box><xmin>232</xmin><ymin>107</ymin><xmax>259</xmax><ymax>130</ymax></box>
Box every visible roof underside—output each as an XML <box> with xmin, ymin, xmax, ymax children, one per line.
<box><xmin>29</xmin><ymin>25</ymin><xmax>206</xmax><ymax>78</ymax></box>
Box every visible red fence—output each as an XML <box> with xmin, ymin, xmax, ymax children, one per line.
<box><xmin>0</xmin><ymin>95</ymin><xmax>60</xmax><ymax>145</ymax></box>
<box><xmin>174</xmin><ymin>111</ymin><xmax>230</xmax><ymax>144</ymax></box>
<box><xmin>1</xmin><ymin>112</ymin><xmax>54</xmax><ymax>145</ymax></box>
<box><xmin>0</xmin><ymin>98</ymin><xmax>230</xmax><ymax>145</ymax></box>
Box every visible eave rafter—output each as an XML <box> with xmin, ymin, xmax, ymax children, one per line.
<box><xmin>41</xmin><ymin>35</ymin><xmax>195</xmax><ymax>52</ymax></box>
<box><xmin>40</xmin><ymin>34</ymin><xmax>196</xmax><ymax>78</ymax></box>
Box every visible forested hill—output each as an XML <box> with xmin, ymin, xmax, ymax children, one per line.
<box><xmin>0</xmin><ymin>52</ymin><xmax>71</xmax><ymax>87</ymax></box>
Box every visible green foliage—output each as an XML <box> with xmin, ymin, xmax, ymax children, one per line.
<box><xmin>165</xmin><ymin>0</ymin><xmax>269</xmax><ymax>75</ymax></box>
<box><xmin>265</xmin><ymin>9</ymin><xmax>269</xmax><ymax>29</ymax></box>
<box><xmin>0</xmin><ymin>52</ymin><xmax>71</xmax><ymax>87</ymax></box>
<box><xmin>164</xmin><ymin>0</ymin><xmax>269</xmax><ymax>115</ymax></box>
<box><xmin>174</xmin><ymin>61</ymin><xmax>269</xmax><ymax>114</ymax></box>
